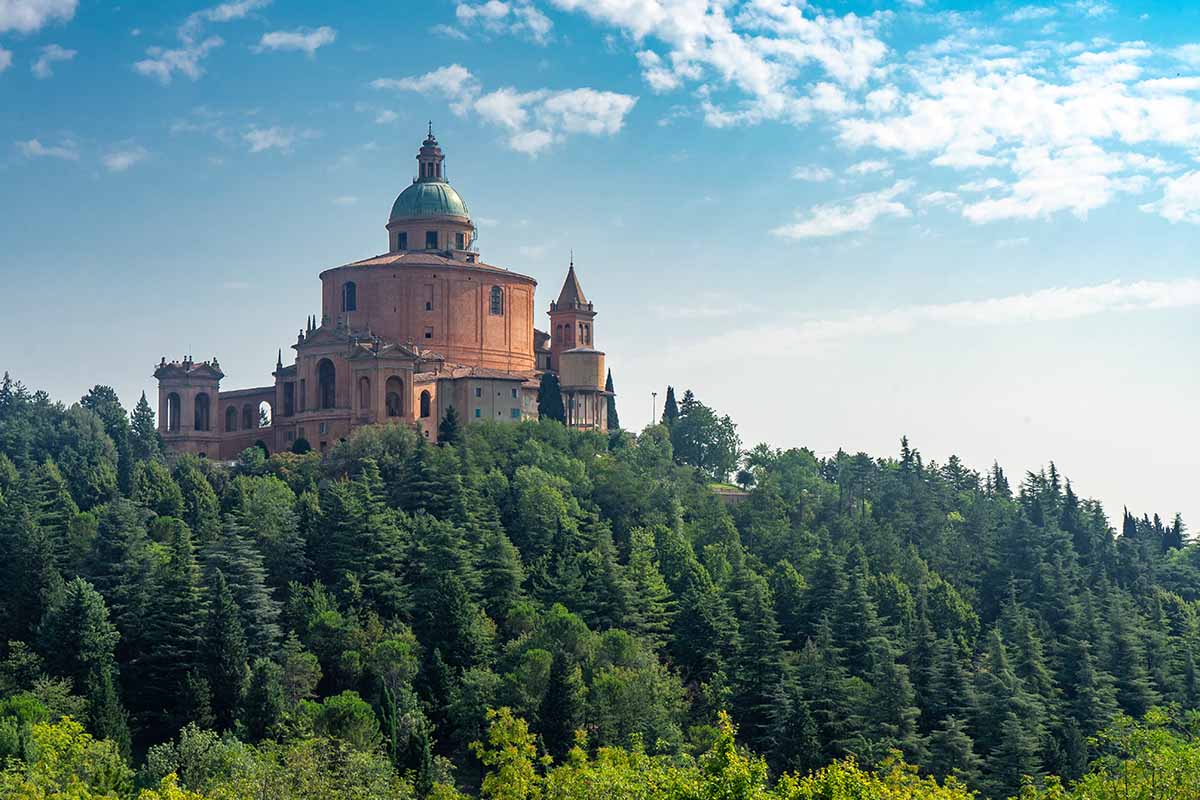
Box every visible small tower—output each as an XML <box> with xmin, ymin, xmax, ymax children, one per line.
<box><xmin>548</xmin><ymin>257</ymin><xmax>608</xmax><ymax>432</ymax></box>
<box><xmin>386</xmin><ymin>126</ymin><xmax>475</xmax><ymax>256</ymax></box>
<box><xmin>154</xmin><ymin>356</ymin><xmax>224</xmax><ymax>458</ymax></box>
<box><xmin>416</xmin><ymin>122</ymin><xmax>445</xmax><ymax>181</ymax></box>
<box><xmin>548</xmin><ymin>255</ymin><xmax>596</xmax><ymax>372</ymax></box>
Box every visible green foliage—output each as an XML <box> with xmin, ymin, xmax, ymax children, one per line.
<box><xmin>537</xmin><ymin>373</ymin><xmax>565</xmax><ymax>424</ymax></box>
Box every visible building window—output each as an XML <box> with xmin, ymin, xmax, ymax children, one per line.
<box><xmin>424</xmin><ymin>327</ymin><xmax>433</xmax><ymax>339</ymax></box>
<box><xmin>319</xmin><ymin>422</ymin><xmax>328</xmax><ymax>435</ymax></box>
<box><xmin>474</xmin><ymin>387</ymin><xmax>482</xmax><ymax>398</ymax></box>
<box><xmin>299</xmin><ymin>380</ymin><xmax>306</xmax><ymax>412</ymax></box>
<box><xmin>242</xmin><ymin>404</ymin><xmax>254</xmax><ymax>430</ymax></box>
<box><xmin>166</xmin><ymin>393</ymin><xmax>181</xmax><ymax>433</ymax></box>
<box><xmin>511</xmin><ymin>388</ymin><xmax>518</xmax><ymax>399</ymax></box>
<box><xmin>511</xmin><ymin>408</ymin><xmax>521</xmax><ymax>419</ymax></box>
<box><xmin>490</xmin><ymin>286</ymin><xmax>504</xmax><ymax>316</ymax></box>
<box><xmin>342</xmin><ymin>282</ymin><xmax>357</xmax><ymax>312</ymax></box>
<box><xmin>420</xmin><ymin>390</ymin><xmax>432</xmax><ymax>418</ymax></box>
<box><xmin>358</xmin><ymin>376</ymin><xmax>370</xmax><ymax>410</ymax></box>
<box><xmin>397</xmin><ymin>232</ymin><xmax>407</xmax><ymax>251</ymax></box>
<box><xmin>283</xmin><ymin>383</ymin><xmax>295</xmax><ymax>417</ymax></box>
<box><xmin>317</xmin><ymin>359</ymin><xmax>336</xmax><ymax>409</ymax></box>
<box><xmin>386</xmin><ymin>377</ymin><xmax>403</xmax><ymax>417</ymax></box>
<box><xmin>424</xmin><ymin>285</ymin><xmax>433</xmax><ymax>311</ymax></box>
<box><xmin>425</xmin><ymin>231</ymin><xmax>438</xmax><ymax>249</ymax></box>
<box><xmin>475</xmin><ymin>408</ymin><xmax>481</xmax><ymax>418</ymax></box>
<box><xmin>555</xmin><ymin>324</ymin><xmax>563</xmax><ymax>344</ymax></box>
<box><xmin>455</xmin><ymin>232</ymin><xmax>465</xmax><ymax>250</ymax></box>
<box><xmin>225</xmin><ymin>407</ymin><xmax>237</xmax><ymax>432</ymax></box>
<box><xmin>194</xmin><ymin>393</ymin><xmax>211</xmax><ymax>432</ymax></box>
<box><xmin>287</xmin><ymin>430</ymin><xmax>295</xmax><ymax>442</ymax></box>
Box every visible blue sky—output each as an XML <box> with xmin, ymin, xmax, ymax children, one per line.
<box><xmin>1</xmin><ymin>0</ymin><xmax>1197</xmax><ymax>527</ymax></box>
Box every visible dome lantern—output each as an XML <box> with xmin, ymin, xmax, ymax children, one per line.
<box><xmin>387</xmin><ymin>128</ymin><xmax>476</xmax><ymax>255</ymax></box>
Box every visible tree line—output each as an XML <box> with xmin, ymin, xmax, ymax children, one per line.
<box><xmin>0</xmin><ymin>372</ymin><xmax>1195</xmax><ymax>799</ymax></box>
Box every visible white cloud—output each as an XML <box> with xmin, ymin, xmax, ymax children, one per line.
<box><xmin>332</xmin><ymin>195</ymin><xmax>358</xmax><ymax>206</ymax></box>
<box><xmin>1070</xmin><ymin>0</ymin><xmax>1113</xmax><ymax>18</ymax></box>
<box><xmin>959</xmin><ymin>178</ymin><xmax>1005</xmax><ymax>192</ymax></box>
<box><xmin>243</xmin><ymin>126</ymin><xmax>315</xmax><ymax>153</ymax></box>
<box><xmin>0</xmin><ymin>48</ymin><xmax>11</xmax><ymax>73</ymax></box>
<box><xmin>31</xmin><ymin>43</ymin><xmax>75</xmax><ymax>79</ymax></box>
<box><xmin>847</xmin><ymin>159</ymin><xmax>891</xmax><ymax>175</ymax></box>
<box><xmin>793</xmin><ymin>165</ymin><xmax>834</xmax><ymax>181</ymax></box>
<box><xmin>682</xmin><ymin>278</ymin><xmax>1200</xmax><ymax>359</ymax></box>
<box><xmin>253</xmin><ymin>27</ymin><xmax>336</xmax><ymax>57</ymax></box>
<box><xmin>431</xmin><ymin>24</ymin><xmax>469</xmax><ymax>40</ymax></box>
<box><xmin>455</xmin><ymin>1</ymin><xmax>553</xmax><ymax>45</ymax></box>
<box><xmin>546</xmin><ymin>0</ymin><xmax>888</xmax><ymax>125</ymax></box>
<box><xmin>918</xmin><ymin>190</ymin><xmax>960</xmax><ymax>209</ymax></box>
<box><xmin>1005</xmin><ymin>6</ymin><xmax>1056</xmax><ymax>23</ymax></box>
<box><xmin>1176</xmin><ymin>44</ymin><xmax>1200</xmax><ymax>66</ymax></box>
<box><xmin>102</xmin><ymin>145</ymin><xmax>148</xmax><ymax>172</ymax></box>
<box><xmin>772</xmin><ymin>180</ymin><xmax>912</xmax><ymax>240</ymax></box>
<box><xmin>135</xmin><ymin>0</ymin><xmax>269</xmax><ymax>84</ymax></box>
<box><xmin>373</xmin><ymin>64</ymin><xmax>637</xmax><ymax>155</ymax></box>
<box><xmin>1140</xmin><ymin>171</ymin><xmax>1200</xmax><ymax>223</ymax></box>
<box><xmin>16</xmin><ymin>137</ymin><xmax>78</xmax><ymax>160</ymax></box>
<box><xmin>0</xmin><ymin>0</ymin><xmax>76</xmax><ymax>34</ymax></box>
<box><xmin>653</xmin><ymin>293</ymin><xmax>762</xmax><ymax>319</ymax></box>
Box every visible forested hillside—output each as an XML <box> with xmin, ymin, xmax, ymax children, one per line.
<box><xmin>0</xmin><ymin>372</ymin><xmax>1196</xmax><ymax>800</ymax></box>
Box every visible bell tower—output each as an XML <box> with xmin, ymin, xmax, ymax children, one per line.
<box><xmin>548</xmin><ymin>255</ymin><xmax>596</xmax><ymax>372</ymax></box>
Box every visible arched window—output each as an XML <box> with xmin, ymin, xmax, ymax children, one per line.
<box><xmin>490</xmin><ymin>286</ymin><xmax>504</xmax><ymax>316</ymax></box>
<box><xmin>242</xmin><ymin>404</ymin><xmax>254</xmax><ymax>431</ymax></box>
<box><xmin>342</xmin><ymin>282</ymin><xmax>357</xmax><ymax>312</ymax></box>
<box><xmin>386</xmin><ymin>377</ymin><xmax>403</xmax><ymax>418</ymax></box>
<box><xmin>358</xmin><ymin>376</ymin><xmax>371</xmax><ymax>410</ymax></box>
<box><xmin>318</xmin><ymin>359</ymin><xmax>336</xmax><ymax>410</ymax></box>
<box><xmin>167</xmin><ymin>393</ymin><xmax>181</xmax><ymax>432</ymax></box>
<box><xmin>555</xmin><ymin>324</ymin><xmax>563</xmax><ymax>344</ymax></box>
<box><xmin>225</xmin><ymin>407</ymin><xmax>238</xmax><ymax>432</ymax></box>
<box><xmin>194</xmin><ymin>393</ymin><xmax>211</xmax><ymax>432</ymax></box>
<box><xmin>419</xmin><ymin>390</ymin><xmax>431</xmax><ymax>419</ymax></box>
<box><xmin>258</xmin><ymin>401</ymin><xmax>272</xmax><ymax>428</ymax></box>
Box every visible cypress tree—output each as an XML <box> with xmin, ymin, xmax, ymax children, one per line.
<box><xmin>604</xmin><ymin>369</ymin><xmax>619</xmax><ymax>430</ymax></box>
<box><xmin>539</xmin><ymin>650</ymin><xmax>586</xmax><ymax>761</ymax></box>
<box><xmin>438</xmin><ymin>405</ymin><xmax>464</xmax><ymax>446</ymax></box>
<box><xmin>537</xmin><ymin>372</ymin><xmax>565</xmax><ymax>423</ymax></box>
<box><xmin>129</xmin><ymin>391</ymin><xmax>162</xmax><ymax>462</ymax></box>
<box><xmin>661</xmin><ymin>386</ymin><xmax>678</xmax><ymax>428</ymax></box>
<box><xmin>203</xmin><ymin>570</ymin><xmax>249</xmax><ymax>732</ymax></box>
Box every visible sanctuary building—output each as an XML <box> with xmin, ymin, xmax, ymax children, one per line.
<box><xmin>155</xmin><ymin>129</ymin><xmax>610</xmax><ymax>458</ymax></box>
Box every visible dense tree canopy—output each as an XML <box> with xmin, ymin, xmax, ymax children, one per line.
<box><xmin>0</xmin><ymin>371</ymin><xmax>1196</xmax><ymax>800</ymax></box>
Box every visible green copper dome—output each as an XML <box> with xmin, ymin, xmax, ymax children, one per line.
<box><xmin>390</xmin><ymin>179</ymin><xmax>470</xmax><ymax>222</ymax></box>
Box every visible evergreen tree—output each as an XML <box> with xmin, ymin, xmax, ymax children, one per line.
<box><xmin>661</xmin><ymin>386</ymin><xmax>678</xmax><ymax>428</ymax></box>
<box><xmin>202</xmin><ymin>519</ymin><xmax>282</xmax><ymax>659</ymax></box>
<box><xmin>81</xmin><ymin>386</ymin><xmax>134</xmax><ymax>493</ymax></box>
<box><xmin>129</xmin><ymin>391</ymin><xmax>162</xmax><ymax>463</ymax></box>
<box><xmin>479</xmin><ymin>530</ymin><xmax>525</xmax><ymax>623</ymax></box>
<box><xmin>202</xmin><ymin>570</ymin><xmax>249</xmax><ymax>732</ymax></box>
<box><xmin>539</xmin><ymin>650</ymin><xmax>586</xmax><ymax>761</ymax></box>
<box><xmin>0</xmin><ymin>504</ymin><xmax>63</xmax><ymax>644</ymax></box>
<box><xmin>624</xmin><ymin>527</ymin><xmax>674</xmax><ymax>650</ymax></box>
<box><xmin>731</xmin><ymin>568</ymin><xmax>789</xmax><ymax>751</ymax></box>
<box><xmin>604</xmin><ymin>370</ymin><xmax>619</xmax><ymax>431</ymax></box>
<box><xmin>130</xmin><ymin>459</ymin><xmax>184</xmax><ymax>519</ymax></box>
<box><xmin>438</xmin><ymin>405</ymin><xmax>464</xmax><ymax>446</ymax></box>
<box><xmin>173</xmin><ymin>459</ymin><xmax>220</xmax><ymax>545</ymax></box>
<box><xmin>38</xmin><ymin>577</ymin><xmax>131</xmax><ymax>756</ymax></box>
<box><xmin>926</xmin><ymin>716</ymin><xmax>983</xmax><ymax>785</ymax></box>
<box><xmin>27</xmin><ymin>458</ymin><xmax>79</xmax><ymax>569</ymax></box>
<box><xmin>537</xmin><ymin>372</ymin><xmax>565</xmax><ymax>423</ymax></box>
<box><xmin>242</xmin><ymin>657</ymin><xmax>285</xmax><ymax>742</ymax></box>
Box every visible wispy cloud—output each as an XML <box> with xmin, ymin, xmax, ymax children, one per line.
<box><xmin>134</xmin><ymin>0</ymin><xmax>270</xmax><ymax>84</ymax></box>
<box><xmin>253</xmin><ymin>26</ymin><xmax>336</xmax><ymax>57</ymax></box>
<box><xmin>0</xmin><ymin>48</ymin><xmax>11</xmax><ymax>73</ymax></box>
<box><xmin>793</xmin><ymin>165</ymin><xmax>834</xmax><ymax>181</ymax></box>
<box><xmin>847</xmin><ymin>159</ymin><xmax>891</xmax><ymax>176</ymax></box>
<box><xmin>332</xmin><ymin>195</ymin><xmax>358</xmax><ymax>206</ymax></box>
<box><xmin>16</xmin><ymin>137</ymin><xmax>79</xmax><ymax>160</ymax></box>
<box><xmin>103</xmin><ymin>145</ymin><xmax>149</xmax><ymax>172</ymax></box>
<box><xmin>243</xmin><ymin>125</ymin><xmax>314</xmax><ymax>153</ymax></box>
<box><xmin>772</xmin><ymin>181</ymin><xmax>912</xmax><ymax>240</ymax></box>
<box><xmin>31</xmin><ymin>43</ymin><xmax>74</xmax><ymax>78</ymax></box>
<box><xmin>0</xmin><ymin>0</ymin><xmax>77</xmax><ymax>34</ymax></box>
<box><xmin>680</xmin><ymin>279</ymin><xmax>1200</xmax><ymax>360</ymax></box>
<box><xmin>455</xmin><ymin>1</ymin><xmax>553</xmax><ymax>45</ymax></box>
<box><xmin>652</xmin><ymin>293</ymin><xmax>762</xmax><ymax>319</ymax></box>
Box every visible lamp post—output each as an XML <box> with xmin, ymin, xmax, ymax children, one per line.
<box><xmin>651</xmin><ymin>391</ymin><xmax>657</xmax><ymax>429</ymax></box>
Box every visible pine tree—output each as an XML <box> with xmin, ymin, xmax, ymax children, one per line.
<box><xmin>0</xmin><ymin>503</ymin><xmax>63</xmax><ymax>644</ymax></box>
<box><xmin>28</xmin><ymin>458</ymin><xmax>79</xmax><ymax>569</ymax></box>
<box><xmin>81</xmin><ymin>385</ymin><xmax>134</xmax><ymax>494</ymax></box>
<box><xmin>38</xmin><ymin>577</ymin><xmax>131</xmax><ymax>756</ymax></box>
<box><xmin>202</xmin><ymin>519</ymin><xmax>282</xmax><ymax>658</ymax></box>
<box><xmin>926</xmin><ymin>716</ymin><xmax>982</xmax><ymax>785</ymax></box>
<box><xmin>479</xmin><ymin>530</ymin><xmax>525</xmax><ymax>623</ymax></box>
<box><xmin>538</xmin><ymin>650</ymin><xmax>586</xmax><ymax>761</ymax></box>
<box><xmin>438</xmin><ymin>405</ymin><xmax>464</xmax><ymax>446</ymax></box>
<box><xmin>661</xmin><ymin>386</ymin><xmax>678</xmax><ymax>428</ymax></box>
<box><xmin>731</xmin><ymin>567</ymin><xmax>789</xmax><ymax>751</ymax></box>
<box><xmin>174</xmin><ymin>459</ymin><xmax>221</xmax><ymax>545</ymax></box>
<box><xmin>130</xmin><ymin>459</ymin><xmax>184</xmax><ymax>519</ymax></box>
<box><xmin>864</xmin><ymin>638</ymin><xmax>924</xmax><ymax>764</ymax></box>
<box><xmin>242</xmin><ymin>657</ymin><xmax>285</xmax><ymax>742</ymax></box>
<box><xmin>537</xmin><ymin>372</ymin><xmax>565</xmax><ymax>423</ymax></box>
<box><xmin>84</xmin><ymin>498</ymin><xmax>152</xmax><ymax>659</ymax></box>
<box><xmin>203</xmin><ymin>570</ymin><xmax>249</xmax><ymax>732</ymax></box>
<box><xmin>135</xmin><ymin>519</ymin><xmax>205</xmax><ymax>736</ymax></box>
<box><xmin>604</xmin><ymin>369</ymin><xmax>619</xmax><ymax>430</ymax></box>
<box><xmin>624</xmin><ymin>527</ymin><xmax>674</xmax><ymax>650</ymax></box>
<box><xmin>129</xmin><ymin>391</ymin><xmax>162</xmax><ymax>462</ymax></box>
